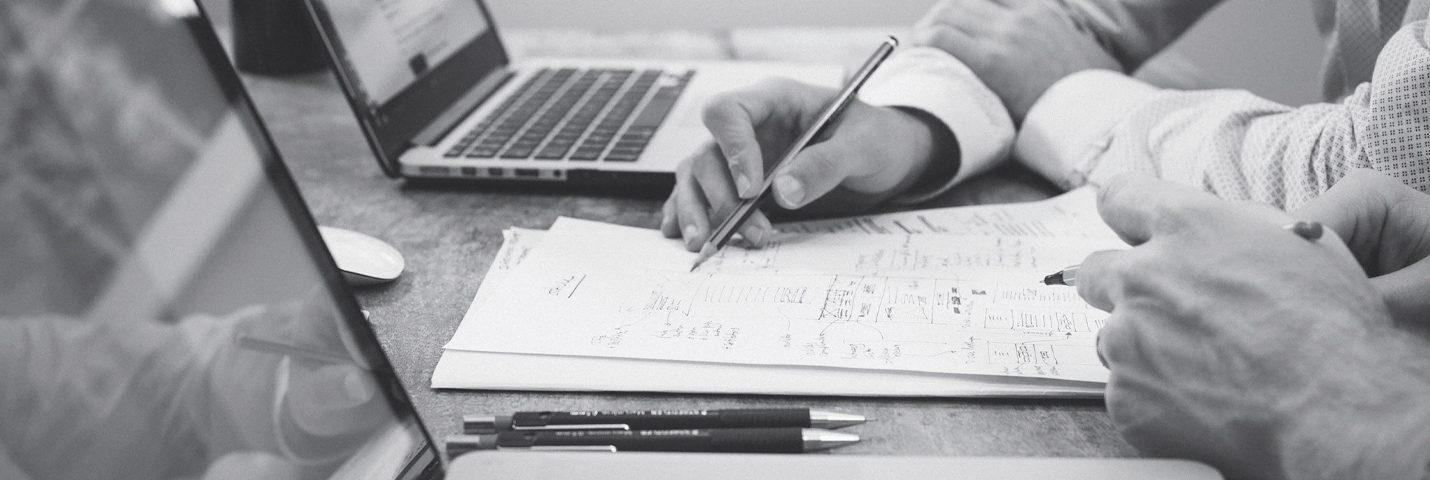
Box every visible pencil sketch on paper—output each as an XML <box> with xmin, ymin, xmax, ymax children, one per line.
<box><xmin>448</xmin><ymin>208</ymin><xmax>1123</xmax><ymax>383</ymax></box>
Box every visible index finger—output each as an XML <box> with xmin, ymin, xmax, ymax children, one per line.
<box><xmin>1074</xmin><ymin>249</ymin><xmax>1133</xmax><ymax>312</ymax></box>
<box><xmin>703</xmin><ymin>88</ymin><xmax>777</xmax><ymax>199</ymax></box>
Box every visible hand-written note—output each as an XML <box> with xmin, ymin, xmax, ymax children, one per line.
<box><xmin>447</xmin><ymin>191</ymin><xmax>1126</xmax><ymax>383</ymax></box>
<box><xmin>776</xmin><ymin>187</ymin><xmax>1118</xmax><ymax>241</ymax></box>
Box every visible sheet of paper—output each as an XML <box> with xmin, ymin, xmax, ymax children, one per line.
<box><xmin>470</xmin><ymin>227</ymin><xmax>546</xmax><ymax>308</ymax></box>
<box><xmin>430</xmin><ymin>350</ymin><xmax>1104</xmax><ymax>397</ymax></box>
<box><xmin>776</xmin><ymin>187</ymin><xmax>1115</xmax><ymax>239</ymax></box>
<box><xmin>446</xmin><ymin>189</ymin><xmax>1124</xmax><ymax>383</ymax></box>
<box><xmin>435</xmin><ymin>226</ymin><xmax>1102</xmax><ymax>397</ymax></box>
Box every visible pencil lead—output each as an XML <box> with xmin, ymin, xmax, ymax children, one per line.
<box><xmin>689</xmin><ymin>243</ymin><xmax>716</xmax><ymax>272</ymax></box>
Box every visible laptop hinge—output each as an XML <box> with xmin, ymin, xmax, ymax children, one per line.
<box><xmin>412</xmin><ymin>67</ymin><xmax>514</xmax><ymax>148</ymax></box>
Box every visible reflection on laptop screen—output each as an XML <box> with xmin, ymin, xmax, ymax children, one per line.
<box><xmin>322</xmin><ymin>0</ymin><xmax>489</xmax><ymax>106</ymax></box>
<box><xmin>0</xmin><ymin>0</ymin><xmax>435</xmax><ymax>478</ymax></box>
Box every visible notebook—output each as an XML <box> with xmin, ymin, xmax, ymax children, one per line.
<box><xmin>300</xmin><ymin>0</ymin><xmax>841</xmax><ymax>189</ymax></box>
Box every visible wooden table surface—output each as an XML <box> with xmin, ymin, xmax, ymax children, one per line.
<box><xmin>238</xmin><ymin>27</ymin><xmax>1132</xmax><ymax>460</ymax></box>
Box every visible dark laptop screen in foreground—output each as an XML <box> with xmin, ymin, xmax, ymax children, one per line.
<box><xmin>0</xmin><ymin>0</ymin><xmax>438</xmax><ymax>478</ymax></box>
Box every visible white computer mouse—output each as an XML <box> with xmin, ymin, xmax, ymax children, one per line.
<box><xmin>317</xmin><ymin>226</ymin><xmax>405</xmax><ymax>286</ymax></box>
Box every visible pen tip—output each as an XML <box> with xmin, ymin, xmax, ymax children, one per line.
<box><xmin>1042</xmin><ymin>271</ymin><xmax>1064</xmax><ymax>286</ymax></box>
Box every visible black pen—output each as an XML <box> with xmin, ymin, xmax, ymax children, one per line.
<box><xmin>445</xmin><ymin>428</ymin><xmax>859</xmax><ymax>455</ymax></box>
<box><xmin>1042</xmin><ymin>265</ymin><xmax>1079</xmax><ymax>287</ymax></box>
<box><xmin>464</xmin><ymin>408</ymin><xmax>865</xmax><ymax>433</ymax></box>
<box><xmin>690</xmin><ymin>37</ymin><xmax>899</xmax><ymax>271</ymax></box>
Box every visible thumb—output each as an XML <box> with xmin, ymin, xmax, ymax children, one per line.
<box><xmin>769</xmin><ymin>139</ymin><xmax>858</xmax><ymax>210</ymax></box>
<box><xmin>1370</xmin><ymin>259</ymin><xmax>1430</xmax><ymax>323</ymax></box>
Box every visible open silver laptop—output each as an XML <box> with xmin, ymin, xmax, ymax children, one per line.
<box><xmin>301</xmin><ymin>0</ymin><xmax>839</xmax><ymax>188</ymax></box>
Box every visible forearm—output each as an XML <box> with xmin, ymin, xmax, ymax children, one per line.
<box><xmin>859</xmin><ymin>46</ymin><xmax>1014</xmax><ymax>204</ymax></box>
<box><xmin>1062</xmin><ymin>0</ymin><xmax>1223</xmax><ymax>71</ymax></box>
<box><xmin>1016</xmin><ymin>70</ymin><xmax>1372</xmax><ymax>210</ymax></box>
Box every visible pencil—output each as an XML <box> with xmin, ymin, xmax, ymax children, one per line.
<box><xmin>690</xmin><ymin>36</ymin><xmax>900</xmax><ymax>272</ymax></box>
<box><xmin>234</xmin><ymin>332</ymin><xmax>361</xmax><ymax>367</ymax></box>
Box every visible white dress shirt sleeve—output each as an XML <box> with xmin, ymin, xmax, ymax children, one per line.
<box><xmin>1014</xmin><ymin>69</ymin><xmax>1160</xmax><ymax>190</ymax></box>
<box><xmin>857</xmin><ymin>46</ymin><xmax>1015</xmax><ymax>204</ymax></box>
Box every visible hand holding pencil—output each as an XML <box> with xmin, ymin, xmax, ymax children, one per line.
<box><xmin>662</xmin><ymin>37</ymin><xmax>959</xmax><ymax>258</ymax></box>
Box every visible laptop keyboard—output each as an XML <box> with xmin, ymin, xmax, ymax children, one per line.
<box><xmin>443</xmin><ymin>67</ymin><xmax>693</xmax><ymax>163</ymax></box>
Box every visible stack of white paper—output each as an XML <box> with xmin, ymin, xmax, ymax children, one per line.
<box><xmin>433</xmin><ymin>188</ymin><xmax>1125</xmax><ymax>397</ymax></box>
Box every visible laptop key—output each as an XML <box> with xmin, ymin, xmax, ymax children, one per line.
<box><xmin>604</xmin><ymin>152</ymin><xmax>640</xmax><ymax>162</ymax></box>
<box><xmin>535</xmin><ymin>147</ymin><xmax>569</xmax><ymax>160</ymax></box>
<box><xmin>570</xmin><ymin>146</ymin><xmax>604</xmax><ymax>161</ymax></box>
<box><xmin>467</xmin><ymin>147</ymin><xmax>500</xmax><ymax>158</ymax></box>
<box><xmin>501</xmin><ymin>147</ymin><xmax>535</xmax><ymax>159</ymax></box>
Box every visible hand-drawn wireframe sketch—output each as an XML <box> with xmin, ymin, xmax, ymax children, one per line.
<box><xmin>447</xmin><ymin>190</ymin><xmax>1125</xmax><ymax>383</ymax></box>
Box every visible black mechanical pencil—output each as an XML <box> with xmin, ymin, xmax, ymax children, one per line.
<box><xmin>464</xmin><ymin>408</ymin><xmax>865</xmax><ymax>433</ymax></box>
<box><xmin>445</xmin><ymin>427</ymin><xmax>859</xmax><ymax>456</ymax></box>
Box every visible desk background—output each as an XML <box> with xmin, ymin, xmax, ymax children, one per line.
<box><xmin>223</xmin><ymin>22</ymin><xmax>1148</xmax><ymax>458</ymax></box>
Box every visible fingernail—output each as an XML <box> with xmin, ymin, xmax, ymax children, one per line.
<box><xmin>683</xmin><ymin>225</ymin><xmax>700</xmax><ymax>245</ymax></box>
<box><xmin>734</xmin><ymin>173</ymin><xmax>752</xmax><ymax>196</ymax></box>
<box><xmin>748</xmin><ymin>227</ymin><xmax>766</xmax><ymax>246</ymax></box>
<box><xmin>775</xmin><ymin>175</ymin><xmax>804</xmax><ymax>206</ymax></box>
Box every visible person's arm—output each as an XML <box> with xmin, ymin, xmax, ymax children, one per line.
<box><xmin>910</xmin><ymin>0</ymin><xmax>1222</xmax><ymax>125</ymax></box>
<box><xmin>1060</xmin><ymin>0</ymin><xmax>1223</xmax><ymax>72</ymax></box>
<box><xmin>1077</xmin><ymin>173</ymin><xmax>1430</xmax><ymax>480</ymax></box>
<box><xmin>0</xmin><ymin>302</ymin><xmax>386</xmax><ymax>479</ymax></box>
<box><xmin>1017</xmin><ymin>18</ymin><xmax>1430</xmax><ymax>211</ymax></box>
<box><xmin>661</xmin><ymin>46</ymin><xmax>1014</xmax><ymax>250</ymax></box>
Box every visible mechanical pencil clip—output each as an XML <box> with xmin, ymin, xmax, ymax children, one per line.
<box><xmin>234</xmin><ymin>332</ymin><xmax>363</xmax><ymax>368</ymax></box>
<box><xmin>1042</xmin><ymin>265</ymin><xmax>1079</xmax><ymax>287</ymax></box>
<box><xmin>690</xmin><ymin>36</ymin><xmax>900</xmax><ymax>272</ymax></box>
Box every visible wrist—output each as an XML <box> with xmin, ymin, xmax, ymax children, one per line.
<box><xmin>894</xmin><ymin>106</ymin><xmax>959</xmax><ymax>194</ymax></box>
<box><xmin>877</xmin><ymin>106</ymin><xmax>960</xmax><ymax>205</ymax></box>
<box><xmin>1281</xmin><ymin>341</ymin><xmax>1430</xmax><ymax>480</ymax></box>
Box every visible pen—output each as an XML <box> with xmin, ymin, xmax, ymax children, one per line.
<box><xmin>463</xmin><ymin>408</ymin><xmax>865</xmax><ymax>433</ymax></box>
<box><xmin>444</xmin><ymin>428</ymin><xmax>859</xmax><ymax>455</ymax></box>
<box><xmin>1044</xmin><ymin>221</ymin><xmax>1325</xmax><ymax>287</ymax></box>
<box><xmin>1042</xmin><ymin>265</ymin><xmax>1079</xmax><ymax>287</ymax></box>
<box><xmin>234</xmin><ymin>332</ymin><xmax>361</xmax><ymax>367</ymax></box>
<box><xmin>690</xmin><ymin>37</ymin><xmax>900</xmax><ymax>272</ymax></box>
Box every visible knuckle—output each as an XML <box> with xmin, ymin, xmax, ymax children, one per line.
<box><xmin>795</xmin><ymin>148</ymin><xmax>841</xmax><ymax>180</ymax></box>
<box><xmin>701</xmin><ymin>95</ymin><xmax>740</xmax><ymax>126</ymax></box>
<box><xmin>1098</xmin><ymin>173</ymin><xmax>1144</xmax><ymax>207</ymax></box>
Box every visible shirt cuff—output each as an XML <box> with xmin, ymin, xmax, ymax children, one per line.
<box><xmin>1014</xmin><ymin>69</ymin><xmax>1159</xmax><ymax>189</ymax></box>
<box><xmin>858</xmin><ymin>46</ymin><xmax>1015</xmax><ymax>204</ymax></box>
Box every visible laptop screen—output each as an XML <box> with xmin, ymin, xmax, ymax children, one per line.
<box><xmin>0</xmin><ymin>0</ymin><xmax>439</xmax><ymax>478</ymax></box>
<box><xmin>321</xmin><ymin>0</ymin><xmax>489</xmax><ymax>106</ymax></box>
<box><xmin>306</xmin><ymin>0</ymin><xmax>509</xmax><ymax>174</ymax></box>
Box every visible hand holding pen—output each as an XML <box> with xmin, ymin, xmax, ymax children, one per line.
<box><xmin>689</xmin><ymin>37</ymin><xmax>899</xmax><ymax>270</ymax></box>
<box><xmin>663</xmin><ymin>38</ymin><xmax>958</xmax><ymax>257</ymax></box>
